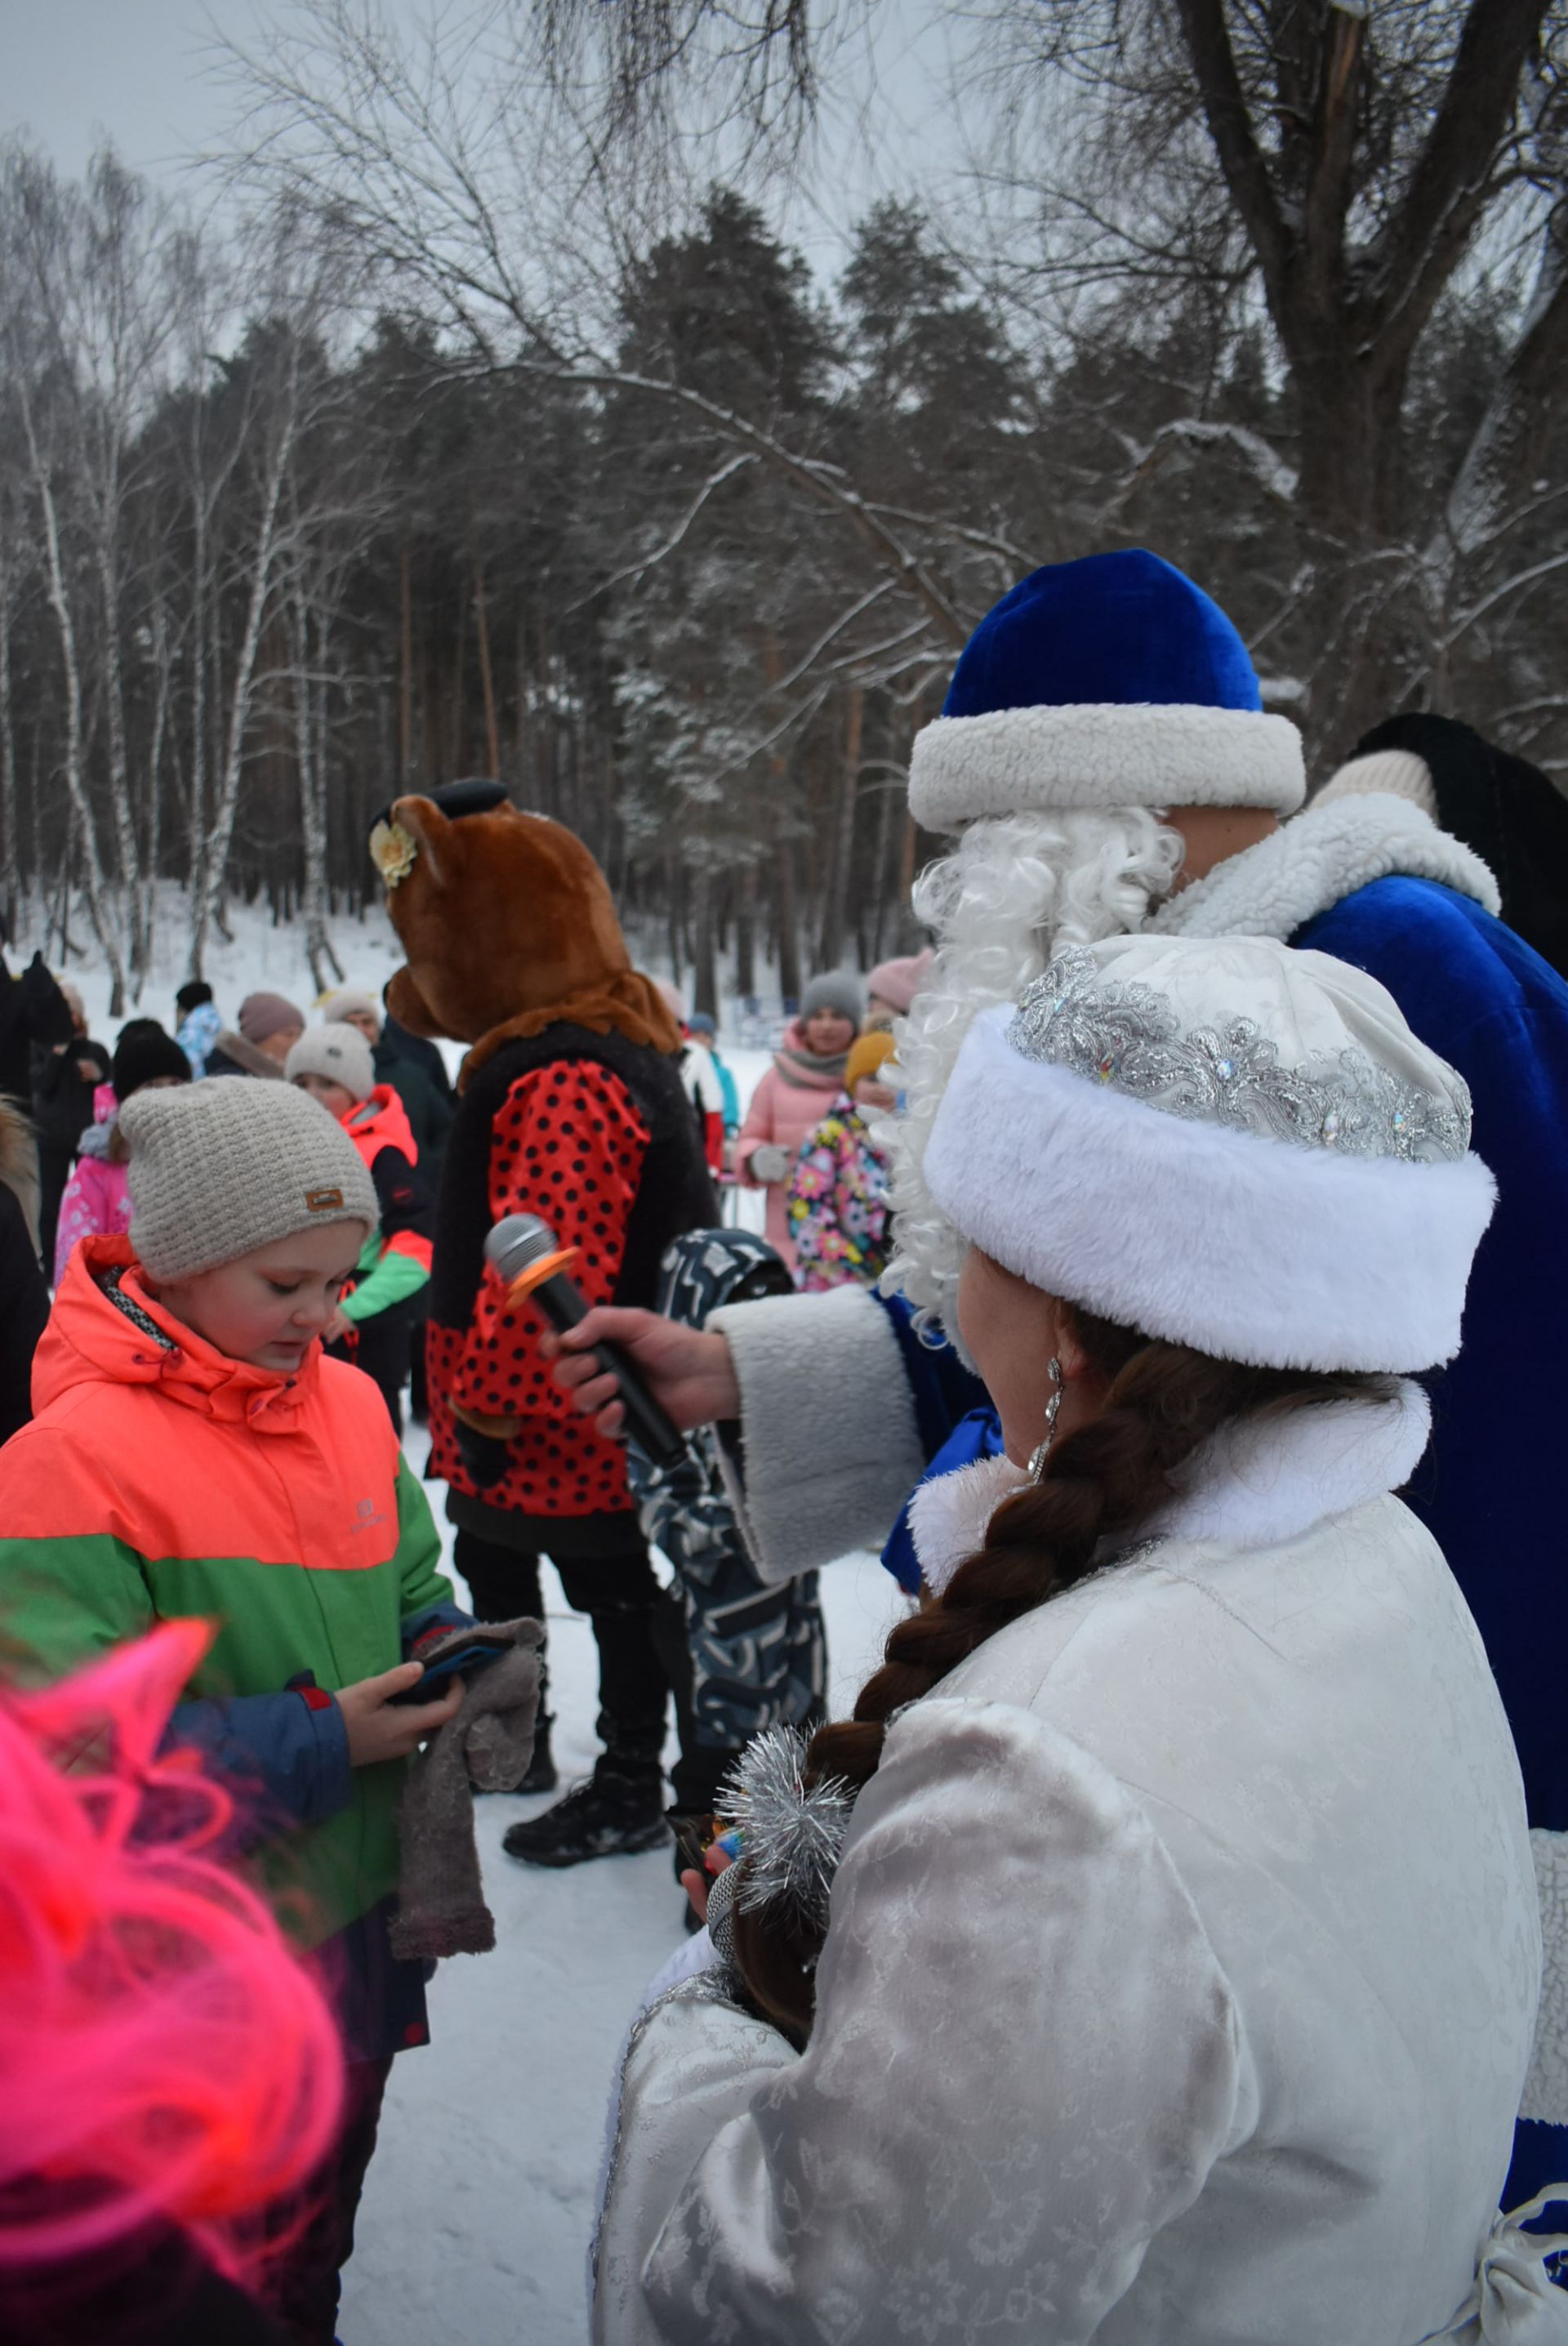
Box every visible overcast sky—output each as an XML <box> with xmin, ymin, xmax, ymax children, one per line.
<box><xmin>3</xmin><ymin>1</ymin><xmax>421</xmax><ymax>189</ymax></box>
<box><xmin>2</xmin><ymin>0</ymin><xmax>963</xmax><ymax>281</ymax></box>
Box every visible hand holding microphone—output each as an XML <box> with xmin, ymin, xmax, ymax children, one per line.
<box><xmin>483</xmin><ymin>1215</ymin><xmax>688</xmax><ymax>1469</ymax></box>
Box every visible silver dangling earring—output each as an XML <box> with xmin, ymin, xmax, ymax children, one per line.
<box><xmin>1027</xmin><ymin>1358</ymin><xmax>1064</xmax><ymax>1483</ymax></box>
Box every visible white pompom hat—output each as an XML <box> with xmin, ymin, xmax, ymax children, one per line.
<box><xmin>924</xmin><ymin>934</ymin><xmax>1496</xmax><ymax>1373</ymax></box>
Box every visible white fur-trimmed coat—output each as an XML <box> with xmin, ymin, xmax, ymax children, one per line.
<box><xmin>594</xmin><ymin>1394</ymin><xmax>1548</xmax><ymax>2343</ymax></box>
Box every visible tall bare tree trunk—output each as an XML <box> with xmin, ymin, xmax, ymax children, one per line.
<box><xmin>140</xmin><ymin>595</ymin><xmax>173</xmax><ymax>991</ymax></box>
<box><xmin>189</xmin><ymin>377</ymin><xmax>297</xmax><ymax>975</ymax></box>
<box><xmin>0</xmin><ymin>541</ymin><xmax>20</xmax><ymax>938</ymax></box>
<box><xmin>734</xmin><ymin>863</ymin><xmax>757</xmax><ymax>999</ymax></box>
<box><xmin>449</xmin><ymin>601</ymin><xmax>467</xmax><ymax>777</ymax></box>
<box><xmin>399</xmin><ymin>542</ymin><xmax>414</xmax><ymax>785</ymax></box>
<box><xmin>817</xmin><ymin>685</ymin><xmax>862</xmax><ymax>969</ymax></box>
<box><xmin>94</xmin><ymin>524</ymin><xmax>149</xmax><ymax>986</ymax></box>
<box><xmin>474</xmin><ymin>558</ymin><xmax>500</xmax><ymax>780</ymax></box>
<box><xmin>291</xmin><ymin>588</ymin><xmax>343</xmax><ymax>992</ymax></box>
<box><xmin>868</xmin><ymin>763</ymin><xmax>895</xmax><ymax>960</ymax></box>
<box><xmin>774</xmin><ymin>842</ymin><xmax>800</xmax><ymax>1003</ymax></box>
<box><xmin>23</xmin><ymin>412</ymin><xmax>127</xmax><ymax>1010</ymax></box>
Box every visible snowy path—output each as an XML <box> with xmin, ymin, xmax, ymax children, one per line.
<box><xmin>341</xmin><ymin>1527</ymin><xmax>903</xmax><ymax>2346</ymax></box>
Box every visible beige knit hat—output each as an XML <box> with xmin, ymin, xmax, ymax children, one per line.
<box><xmin>321</xmin><ymin>986</ymin><xmax>382</xmax><ymax>1031</ymax></box>
<box><xmin>121</xmin><ymin>1080</ymin><xmax>379</xmax><ymax>1281</ymax></box>
<box><xmin>285</xmin><ymin>1021</ymin><xmax>376</xmax><ymax>1104</ymax></box>
<box><xmin>1313</xmin><ymin>747</ymin><xmax>1438</xmax><ymax>818</ymax></box>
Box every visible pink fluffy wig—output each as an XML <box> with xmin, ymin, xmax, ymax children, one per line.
<box><xmin>0</xmin><ymin>1621</ymin><xmax>345</xmax><ymax>2284</ymax></box>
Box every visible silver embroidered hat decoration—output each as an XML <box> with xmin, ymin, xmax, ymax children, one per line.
<box><xmin>923</xmin><ymin>933</ymin><xmax>1497</xmax><ymax>1375</ymax></box>
<box><xmin>1009</xmin><ymin>943</ymin><xmax>1471</xmax><ymax>1165</ymax></box>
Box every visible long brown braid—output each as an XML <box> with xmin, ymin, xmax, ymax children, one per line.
<box><xmin>732</xmin><ymin>1309</ymin><xmax>1396</xmax><ymax>2042</ymax></box>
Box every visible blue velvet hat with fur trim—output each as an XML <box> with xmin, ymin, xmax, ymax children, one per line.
<box><xmin>908</xmin><ymin>550</ymin><xmax>1304</xmax><ymax>831</ymax></box>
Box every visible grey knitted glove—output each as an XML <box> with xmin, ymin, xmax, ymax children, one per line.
<box><xmin>389</xmin><ymin>1619</ymin><xmax>543</xmax><ymax>1960</ymax></box>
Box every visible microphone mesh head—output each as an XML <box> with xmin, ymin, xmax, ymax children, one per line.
<box><xmin>484</xmin><ymin>1213</ymin><xmax>559</xmax><ymax>1285</ymax></box>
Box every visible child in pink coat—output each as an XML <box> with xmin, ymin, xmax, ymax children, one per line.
<box><xmin>735</xmin><ymin>974</ymin><xmax>862</xmax><ymax>1267</ymax></box>
<box><xmin>52</xmin><ymin>1027</ymin><xmax>190</xmax><ymax>1284</ymax></box>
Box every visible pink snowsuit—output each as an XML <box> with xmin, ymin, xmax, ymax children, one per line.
<box><xmin>735</xmin><ymin>1023</ymin><xmax>852</xmax><ymax>1267</ymax></box>
<box><xmin>52</xmin><ymin>1147</ymin><xmax>131</xmax><ymax>1287</ymax></box>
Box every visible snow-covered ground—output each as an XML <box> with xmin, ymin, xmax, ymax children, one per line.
<box><xmin>343</xmin><ymin>1529</ymin><xmax>902</xmax><ymax>2346</ymax></box>
<box><xmin>23</xmin><ymin>900</ymin><xmax>901</xmax><ymax>2345</ymax></box>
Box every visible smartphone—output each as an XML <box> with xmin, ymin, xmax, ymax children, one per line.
<box><xmin>390</xmin><ymin>1641</ymin><xmax>506</xmax><ymax>1706</ymax></box>
<box><xmin>666</xmin><ymin>1808</ymin><xmax>719</xmax><ymax>1874</ymax></box>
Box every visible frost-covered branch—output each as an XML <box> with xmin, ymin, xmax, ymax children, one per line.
<box><xmin>1118</xmin><ymin>416</ymin><xmax>1298</xmax><ymax>507</ymax></box>
<box><xmin>567</xmin><ymin>452</ymin><xmax>758</xmax><ymax>611</ymax></box>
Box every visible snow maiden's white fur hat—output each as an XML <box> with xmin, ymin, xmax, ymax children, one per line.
<box><xmin>907</xmin><ymin>551</ymin><xmax>1305</xmax><ymax>830</ymax></box>
<box><xmin>924</xmin><ymin>934</ymin><xmax>1495</xmax><ymax>1373</ymax></box>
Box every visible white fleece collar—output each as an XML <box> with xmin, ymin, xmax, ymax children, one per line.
<box><xmin>1147</xmin><ymin>794</ymin><xmax>1499</xmax><ymax>944</ymax></box>
<box><xmin>909</xmin><ymin>1381</ymin><xmax>1431</xmax><ymax>1596</ymax></box>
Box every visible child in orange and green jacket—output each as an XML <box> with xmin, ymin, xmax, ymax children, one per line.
<box><xmin>0</xmin><ymin>1078</ymin><xmax>470</xmax><ymax>2344</ymax></box>
<box><xmin>287</xmin><ymin>1019</ymin><xmax>433</xmax><ymax>1432</ymax></box>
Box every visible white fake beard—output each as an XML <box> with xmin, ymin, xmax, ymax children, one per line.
<box><xmin>877</xmin><ymin>808</ymin><xmax>1184</xmax><ymax>1336</ymax></box>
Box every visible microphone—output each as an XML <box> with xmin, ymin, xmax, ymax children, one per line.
<box><xmin>483</xmin><ymin>1214</ymin><xmax>687</xmax><ymax>1469</ymax></box>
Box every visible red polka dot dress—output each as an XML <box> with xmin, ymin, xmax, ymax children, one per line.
<box><xmin>426</xmin><ymin>1060</ymin><xmax>651</xmax><ymax>1519</ymax></box>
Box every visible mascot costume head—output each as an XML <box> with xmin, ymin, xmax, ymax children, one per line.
<box><xmin>371</xmin><ymin>778</ymin><xmax>680</xmax><ymax>1082</ymax></box>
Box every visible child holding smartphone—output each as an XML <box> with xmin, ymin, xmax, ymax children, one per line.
<box><xmin>0</xmin><ymin>1079</ymin><xmax>472</xmax><ymax>2344</ymax></box>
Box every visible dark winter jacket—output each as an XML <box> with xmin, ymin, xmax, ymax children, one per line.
<box><xmin>30</xmin><ymin>1035</ymin><xmax>110</xmax><ymax>1155</ymax></box>
<box><xmin>378</xmin><ymin>1012</ymin><xmax>452</xmax><ymax>1101</ymax></box>
<box><xmin>1355</xmin><ymin>711</ymin><xmax>1568</xmax><ymax>979</ymax></box>
<box><xmin>427</xmin><ymin>1020</ymin><xmax>716</xmax><ymax>1530</ymax></box>
<box><xmin>0</xmin><ymin>952</ymin><xmax>73</xmax><ymax>1103</ymax></box>
<box><xmin>372</xmin><ymin>1034</ymin><xmax>453</xmax><ymax>1174</ymax></box>
<box><xmin>630</xmin><ymin>1230</ymin><xmax>824</xmax><ymax>1754</ymax></box>
<box><xmin>203</xmin><ymin>1032</ymin><xmax>287</xmax><ymax>1080</ymax></box>
<box><xmin>0</xmin><ymin>1181</ymin><xmax>48</xmax><ymax>1443</ymax></box>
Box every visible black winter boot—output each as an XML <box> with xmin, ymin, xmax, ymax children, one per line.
<box><xmin>514</xmin><ymin>1710</ymin><xmax>557</xmax><ymax>1795</ymax></box>
<box><xmin>501</xmin><ymin>1757</ymin><xmax>667</xmax><ymax>1867</ymax></box>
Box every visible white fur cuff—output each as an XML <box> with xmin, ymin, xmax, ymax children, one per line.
<box><xmin>924</xmin><ymin>1009</ymin><xmax>1497</xmax><ymax>1374</ymax></box>
<box><xmin>908</xmin><ymin>704</ymin><xmax>1306</xmax><ymax>831</ymax></box>
<box><xmin>709</xmin><ymin>1285</ymin><xmax>926</xmax><ymax>1583</ymax></box>
<box><xmin>1521</xmin><ymin>1829</ymin><xmax>1568</xmax><ymax>2126</ymax></box>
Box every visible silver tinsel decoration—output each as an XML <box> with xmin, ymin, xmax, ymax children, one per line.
<box><xmin>719</xmin><ymin>1724</ymin><xmax>854</xmax><ymax>1934</ymax></box>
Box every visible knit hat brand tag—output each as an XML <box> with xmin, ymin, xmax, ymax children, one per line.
<box><xmin>305</xmin><ymin>1187</ymin><xmax>345</xmax><ymax>1212</ymax></box>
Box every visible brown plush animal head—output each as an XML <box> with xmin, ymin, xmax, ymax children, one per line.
<box><xmin>371</xmin><ymin>782</ymin><xmax>678</xmax><ymax>1064</ymax></box>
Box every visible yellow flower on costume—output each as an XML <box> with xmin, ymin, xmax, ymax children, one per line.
<box><xmin>369</xmin><ymin>819</ymin><xmax>418</xmax><ymax>890</ymax></box>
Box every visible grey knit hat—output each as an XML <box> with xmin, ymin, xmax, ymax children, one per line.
<box><xmin>800</xmin><ymin>971</ymin><xmax>865</xmax><ymax>1027</ymax></box>
<box><xmin>285</xmin><ymin>1021</ymin><xmax>376</xmax><ymax>1104</ymax></box>
<box><xmin>121</xmin><ymin>1080</ymin><xmax>379</xmax><ymax>1280</ymax></box>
